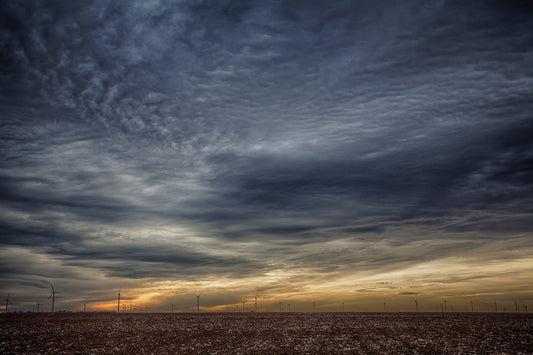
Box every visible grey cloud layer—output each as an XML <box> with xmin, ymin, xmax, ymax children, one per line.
<box><xmin>1</xmin><ymin>0</ymin><xmax>532</xmax><ymax>301</ymax></box>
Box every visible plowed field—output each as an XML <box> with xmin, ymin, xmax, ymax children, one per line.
<box><xmin>1</xmin><ymin>312</ymin><xmax>531</xmax><ymax>354</ymax></box>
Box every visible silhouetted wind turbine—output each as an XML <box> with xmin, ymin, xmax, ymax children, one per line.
<box><xmin>470</xmin><ymin>300</ymin><xmax>474</xmax><ymax>312</ymax></box>
<box><xmin>37</xmin><ymin>300</ymin><xmax>40</xmax><ymax>313</ymax></box>
<box><xmin>5</xmin><ymin>294</ymin><xmax>11</xmax><ymax>313</ymax></box>
<box><xmin>49</xmin><ymin>285</ymin><xmax>61</xmax><ymax>313</ymax></box>
<box><xmin>195</xmin><ymin>295</ymin><xmax>200</xmax><ymax>312</ymax></box>
<box><xmin>415</xmin><ymin>300</ymin><xmax>419</xmax><ymax>312</ymax></box>
<box><xmin>117</xmin><ymin>288</ymin><xmax>121</xmax><ymax>313</ymax></box>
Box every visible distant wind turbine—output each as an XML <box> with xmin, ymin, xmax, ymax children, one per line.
<box><xmin>196</xmin><ymin>295</ymin><xmax>200</xmax><ymax>312</ymax></box>
<box><xmin>5</xmin><ymin>294</ymin><xmax>11</xmax><ymax>313</ymax></box>
<box><xmin>49</xmin><ymin>285</ymin><xmax>61</xmax><ymax>313</ymax></box>
<box><xmin>37</xmin><ymin>300</ymin><xmax>40</xmax><ymax>313</ymax></box>
<box><xmin>117</xmin><ymin>288</ymin><xmax>121</xmax><ymax>313</ymax></box>
<box><xmin>415</xmin><ymin>300</ymin><xmax>419</xmax><ymax>312</ymax></box>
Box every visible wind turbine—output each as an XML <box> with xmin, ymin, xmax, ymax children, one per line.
<box><xmin>37</xmin><ymin>300</ymin><xmax>40</xmax><ymax>313</ymax></box>
<box><xmin>5</xmin><ymin>294</ymin><xmax>11</xmax><ymax>313</ymax></box>
<box><xmin>117</xmin><ymin>288</ymin><xmax>121</xmax><ymax>313</ymax></box>
<box><xmin>415</xmin><ymin>300</ymin><xmax>419</xmax><ymax>312</ymax></box>
<box><xmin>49</xmin><ymin>285</ymin><xmax>61</xmax><ymax>313</ymax></box>
<box><xmin>195</xmin><ymin>295</ymin><xmax>200</xmax><ymax>312</ymax></box>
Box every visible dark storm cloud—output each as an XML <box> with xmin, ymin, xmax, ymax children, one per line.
<box><xmin>1</xmin><ymin>0</ymin><xmax>533</xmax><ymax>303</ymax></box>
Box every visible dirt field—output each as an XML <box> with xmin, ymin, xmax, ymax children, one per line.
<box><xmin>1</xmin><ymin>312</ymin><xmax>531</xmax><ymax>354</ymax></box>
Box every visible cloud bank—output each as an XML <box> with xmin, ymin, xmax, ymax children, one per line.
<box><xmin>1</xmin><ymin>0</ymin><xmax>532</xmax><ymax>311</ymax></box>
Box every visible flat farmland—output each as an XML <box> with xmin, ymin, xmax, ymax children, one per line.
<box><xmin>1</xmin><ymin>312</ymin><xmax>531</xmax><ymax>354</ymax></box>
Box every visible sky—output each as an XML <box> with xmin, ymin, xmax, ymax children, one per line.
<box><xmin>1</xmin><ymin>0</ymin><xmax>532</xmax><ymax>313</ymax></box>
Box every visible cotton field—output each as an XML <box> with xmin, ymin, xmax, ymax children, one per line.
<box><xmin>1</xmin><ymin>312</ymin><xmax>531</xmax><ymax>354</ymax></box>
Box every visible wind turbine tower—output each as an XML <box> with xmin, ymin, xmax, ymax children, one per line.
<box><xmin>49</xmin><ymin>285</ymin><xmax>60</xmax><ymax>313</ymax></box>
<box><xmin>255</xmin><ymin>294</ymin><xmax>257</xmax><ymax>312</ymax></box>
<box><xmin>415</xmin><ymin>300</ymin><xmax>419</xmax><ymax>312</ymax></box>
<box><xmin>117</xmin><ymin>288</ymin><xmax>121</xmax><ymax>313</ymax></box>
<box><xmin>5</xmin><ymin>294</ymin><xmax>10</xmax><ymax>313</ymax></box>
<box><xmin>37</xmin><ymin>300</ymin><xmax>40</xmax><ymax>313</ymax></box>
<box><xmin>196</xmin><ymin>295</ymin><xmax>200</xmax><ymax>312</ymax></box>
<box><xmin>48</xmin><ymin>284</ymin><xmax>61</xmax><ymax>313</ymax></box>
<box><xmin>470</xmin><ymin>300</ymin><xmax>474</xmax><ymax>312</ymax></box>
